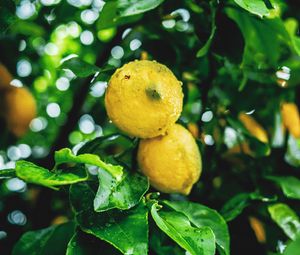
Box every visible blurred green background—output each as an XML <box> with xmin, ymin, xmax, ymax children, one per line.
<box><xmin>1</xmin><ymin>0</ymin><xmax>300</xmax><ymax>254</ymax></box>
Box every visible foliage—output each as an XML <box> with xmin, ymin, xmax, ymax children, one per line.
<box><xmin>1</xmin><ymin>0</ymin><xmax>300</xmax><ymax>254</ymax></box>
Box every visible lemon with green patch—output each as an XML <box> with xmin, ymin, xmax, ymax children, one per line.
<box><xmin>105</xmin><ymin>60</ymin><xmax>183</xmax><ymax>138</ymax></box>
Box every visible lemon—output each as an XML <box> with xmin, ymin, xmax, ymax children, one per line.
<box><xmin>2</xmin><ymin>87</ymin><xmax>36</xmax><ymax>137</ymax></box>
<box><xmin>0</xmin><ymin>63</ymin><xmax>13</xmax><ymax>90</ymax></box>
<box><xmin>238</xmin><ymin>112</ymin><xmax>269</xmax><ymax>143</ymax></box>
<box><xmin>105</xmin><ymin>60</ymin><xmax>183</xmax><ymax>138</ymax></box>
<box><xmin>137</xmin><ymin>124</ymin><xmax>202</xmax><ymax>195</ymax></box>
<box><xmin>281</xmin><ymin>102</ymin><xmax>300</xmax><ymax>138</ymax></box>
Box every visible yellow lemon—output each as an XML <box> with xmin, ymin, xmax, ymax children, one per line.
<box><xmin>2</xmin><ymin>87</ymin><xmax>36</xmax><ymax>137</ymax></box>
<box><xmin>281</xmin><ymin>102</ymin><xmax>300</xmax><ymax>138</ymax></box>
<box><xmin>105</xmin><ymin>60</ymin><xmax>183</xmax><ymax>138</ymax></box>
<box><xmin>0</xmin><ymin>63</ymin><xmax>13</xmax><ymax>90</ymax></box>
<box><xmin>137</xmin><ymin>124</ymin><xmax>202</xmax><ymax>195</ymax></box>
<box><xmin>238</xmin><ymin>112</ymin><xmax>269</xmax><ymax>143</ymax></box>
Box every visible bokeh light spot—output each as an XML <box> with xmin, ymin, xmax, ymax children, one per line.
<box><xmin>17</xmin><ymin>59</ymin><xmax>32</xmax><ymax>77</ymax></box>
<box><xmin>201</xmin><ymin>111</ymin><xmax>213</xmax><ymax>122</ymax></box>
<box><xmin>130</xmin><ymin>39</ymin><xmax>142</xmax><ymax>51</ymax></box>
<box><xmin>30</xmin><ymin>117</ymin><xmax>48</xmax><ymax>132</ymax></box>
<box><xmin>79</xmin><ymin>114</ymin><xmax>95</xmax><ymax>134</ymax></box>
<box><xmin>56</xmin><ymin>77</ymin><xmax>70</xmax><ymax>91</ymax></box>
<box><xmin>80</xmin><ymin>30</ymin><xmax>94</xmax><ymax>45</ymax></box>
<box><xmin>90</xmin><ymin>81</ymin><xmax>107</xmax><ymax>97</ymax></box>
<box><xmin>111</xmin><ymin>46</ymin><xmax>124</xmax><ymax>59</ymax></box>
<box><xmin>46</xmin><ymin>103</ymin><xmax>61</xmax><ymax>118</ymax></box>
<box><xmin>6</xmin><ymin>178</ymin><xmax>27</xmax><ymax>192</ymax></box>
<box><xmin>7</xmin><ymin>210</ymin><xmax>27</xmax><ymax>226</ymax></box>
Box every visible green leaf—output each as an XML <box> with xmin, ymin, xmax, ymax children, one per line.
<box><xmin>12</xmin><ymin>222</ymin><xmax>75</xmax><ymax>255</ymax></box>
<box><xmin>163</xmin><ymin>201</ymin><xmax>229</xmax><ymax>255</ymax></box>
<box><xmin>220</xmin><ymin>192</ymin><xmax>275</xmax><ymax>221</ymax></box>
<box><xmin>94</xmin><ymin>168</ymin><xmax>149</xmax><ymax>212</ymax></box>
<box><xmin>10</xmin><ymin>20</ymin><xmax>45</xmax><ymax>36</ymax></box>
<box><xmin>66</xmin><ymin>230</ymin><xmax>121</xmax><ymax>255</ymax></box>
<box><xmin>117</xmin><ymin>0</ymin><xmax>165</xmax><ymax>17</ymax></box>
<box><xmin>67</xmin><ymin>231</ymin><xmax>91</xmax><ymax>255</ymax></box>
<box><xmin>0</xmin><ymin>168</ymin><xmax>16</xmax><ymax>179</ymax></box>
<box><xmin>268</xmin><ymin>203</ymin><xmax>300</xmax><ymax>240</ymax></box>
<box><xmin>0</xmin><ymin>5</ymin><xmax>17</xmax><ymax>35</ymax></box>
<box><xmin>266</xmin><ymin>176</ymin><xmax>300</xmax><ymax>199</ymax></box>
<box><xmin>226</xmin><ymin>8</ymin><xmax>291</xmax><ymax>83</ymax></box>
<box><xmin>196</xmin><ymin>26</ymin><xmax>216</xmax><ymax>57</ymax></box>
<box><xmin>70</xmin><ymin>183</ymin><xmax>149</xmax><ymax>255</ymax></box>
<box><xmin>149</xmin><ymin>228</ymin><xmax>184</xmax><ymax>255</ymax></box>
<box><xmin>60</xmin><ymin>57</ymin><xmax>100</xmax><ymax>78</ymax></box>
<box><xmin>283</xmin><ymin>235</ymin><xmax>300</xmax><ymax>255</ymax></box>
<box><xmin>220</xmin><ymin>193</ymin><xmax>250</xmax><ymax>221</ymax></box>
<box><xmin>151</xmin><ymin>203</ymin><xmax>216</xmax><ymax>255</ymax></box>
<box><xmin>97</xmin><ymin>0</ymin><xmax>164</xmax><ymax>29</ymax></box>
<box><xmin>55</xmin><ymin>148</ymin><xmax>123</xmax><ymax>182</ymax></box>
<box><xmin>285</xmin><ymin>135</ymin><xmax>300</xmax><ymax>167</ymax></box>
<box><xmin>97</xmin><ymin>2</ymin><xmax>142</xmax><ymax>30</ymax></box>
<box><xmin>233</xmin><ymin>0</ymin><xmax>270</xmax><ymax>18</ymax></box>
<box><xmin>284</xmin><ymin>18</ymin><xmax>300</xmax><ymax>56</ymax></box>
<box><xmin>15</xmin><ymin>161</ymin><xmax>88</xmax><ymax>190</ymax></box>
<box><xmin>197</xmin><ymin>3</ymin><xmax>216</xmax><ymax>58</ymax></box>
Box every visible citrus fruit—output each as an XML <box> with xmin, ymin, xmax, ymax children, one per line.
<box><xmin>2</xmin><ymin>87</ymin><xmax>36</xmax><ymax>137</ymax></box>
<box><xmin>137</xmin><ymin>124</ymin><xmax>202</xmax><ymax>195</ymax></box>
<box><xmin>105</xmin><ymin>60</ymin><xmax>183</xmax><ymax>138</ymax></box>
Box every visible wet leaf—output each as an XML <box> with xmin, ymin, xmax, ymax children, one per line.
<box><xmin>266</xmin><ymin>176</ymin><xmax>300</xmax><ymax>199</ymax></box>
<box><xmin>163</xmin><ymin>200</ymin><xmax>229</xmax><ymax>255</ymax></box>
<box><xmin>94</xmin><ymin>168</ymin><xmax>149</xmax><ymax>212</ymax></box>
<box><xmin>233</xmin><ymin>0</ymin><xmax>270</xmax><ymax>18</ymax></box>
<box><xmin>268</xmin><ymin>203</ymin><xmax>300</xmax><ymax>240</ymax></box>
<box><xmin>55</xmin><ymin>148</ymin><xmax>123</xmax><ymax>182</ymax></box>
<box><xmin>66</xmin><ymin>230</ymin><xmax>121</xmax><ymax>255</ymax></box>
<box><xmin>12</xmin><ymin>222</ymin><xmax>75</xmax><ymax>255</ymax></box>
<box><xmin>0</xmin><ymin>168</ymin><xmax>16</xmax><ymax>179</ymax></box>
<box><xmin>70</xmin><ymin>183</ymin><xmax>148</xmax><ymax>255</ymax></box>
<box><xmin>151</xmin><ymin>203</ymin><xmax>216</xmax><ymax>255</ymax></box>
<box><xmin>15</xmin><ymin>161</ymin><xmax>88</xmax><ymax>190</ymax></box>
<box><xmin>283</xmin><ymin>235</ymin><xmax>300</xmax><ymax>255</ymax></box>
